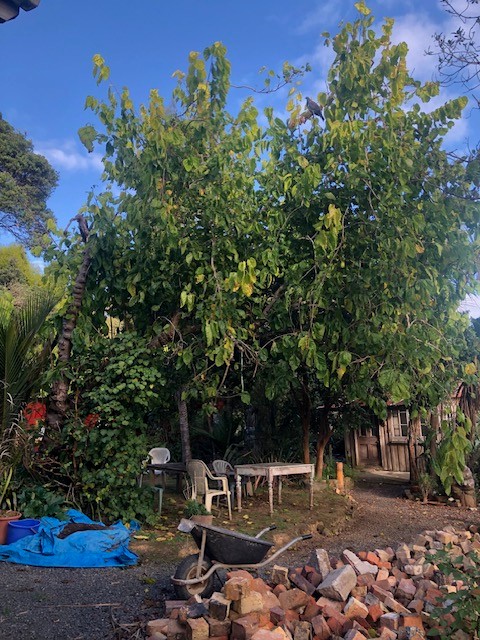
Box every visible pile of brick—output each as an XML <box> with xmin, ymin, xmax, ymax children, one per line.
<box><xmin>147</xmin><ymin>525</ymin><xmax>479</xmax><ymax>640</ymax></box>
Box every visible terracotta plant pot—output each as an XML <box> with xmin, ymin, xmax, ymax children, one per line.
<box><xmin>190</xmin><ymin>514</ymin><xmax>213</xmax><ymax>526</ymax></box>
<box><xmin>0</xmin><ymin>511</ymin><xmax>22</xmax><ymax>545</ymax></box>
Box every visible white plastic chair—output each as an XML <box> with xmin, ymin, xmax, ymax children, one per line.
<box><xmin>186</xmin><ymin>459</ymin><xmax>232</xmax><ymax>520</ymax></box>
<box><xmin>138</xmin><ymin>447</ymin><xmax>170</xmax><ymax>488</ymax></box>
<box><xmin>212</xmin><ymin>459</ymin><xmax>234</xmax><ymax>476</ymax></box>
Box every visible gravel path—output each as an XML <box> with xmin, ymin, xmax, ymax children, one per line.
<box><xmin>1</xmin><ymin>472</ymin><xmax>478</xmax><ymax>640</ymax></box>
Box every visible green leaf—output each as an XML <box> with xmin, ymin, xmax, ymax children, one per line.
<box><xmin>78</xmin><ymin>125</ymin><xmax>97</xmax><ymax>153</ymax></box>
<box><xmin>240</xmin><ymin>391</ymin><xmax>251</xmax><ymax>404</ymax></box>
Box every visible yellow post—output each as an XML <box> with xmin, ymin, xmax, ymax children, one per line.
<box><xmin>336</xmin><ymin>461</ymin><xmax>345</xmax><ymax>493</ymax></box>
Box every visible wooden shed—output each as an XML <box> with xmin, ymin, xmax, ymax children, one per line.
<box><xmin>345</xmin><ymin>394</ymin><xmax>461</xmax><ymax>472</ymax></box>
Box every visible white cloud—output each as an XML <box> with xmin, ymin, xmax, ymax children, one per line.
<box><xmin>459</xmin><ymin>294</ymin><xmax>480</xmax><ymax>318</ymax></box>
<box><xmin>295</xmin><ymin>1</ymin><xmax>343</xmax><ymax>36</ymax></box>
<box><xmin>34</xmin><ymin>139</ymin><xmax>103</xmax><ymax>172</ymax></box>
<box><xmin>391</xmin><ymin>12</ymin><xmax>442</xmax><ymax>81</ymax></box>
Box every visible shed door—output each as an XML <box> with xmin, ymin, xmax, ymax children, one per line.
<box><xmin>357</xmin><ymin>425</ymin><xmax>380</xmax><ymax>466</ymax></box>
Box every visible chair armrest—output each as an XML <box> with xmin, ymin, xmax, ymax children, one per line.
<box><xmin>207</xmin><ymin>474</ymin><xmax>229</xmax><ymax>492</ymax></box>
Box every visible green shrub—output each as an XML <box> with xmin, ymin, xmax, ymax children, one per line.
<box><xmin>50</xmin><ymin>332</ymin><xmax>169</xmax><ymax>523</ymax></box>
<box><xmin>17</xmin><ymin>485</ymin><xmax>66</xmax><ymax>519</ymax></box>
<box><xmin>184</xmin><ymin>499</ymin><xmax>211</xmax><ymax>517</ymax></box>
<box><xmin>427</xmin><ymin>547</ymin><xmax>480</xmax><ymax>638</ymax></box>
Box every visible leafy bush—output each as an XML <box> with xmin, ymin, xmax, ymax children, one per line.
<box><xmin>17</xmin><ymin>485</ymin><xmax>66</xmax><ymax>519</ymax></box>
<box><xmin>184</xmin><ymin>499</ymin><xmax>211</xmax><ymax>517</ymax></box>
<box><xmin>54</xmin><ymin>332</ymin><xmax>168</xmax><ymax>522</ymax></box>
<box><xmin>427</xmin><ymin>547</ymin><xmax>480</xmax><ymax>638</ymax></box>
<box><xmin>432</xmin><ymin>413</ymin><xmax>472</xmax><ymax>496</ymax></box>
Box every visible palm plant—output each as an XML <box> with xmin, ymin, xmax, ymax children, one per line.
<box><xmin>0</xmin><ymin>293</ymin><xmax>55</xmax><ymax>508</ymax></box>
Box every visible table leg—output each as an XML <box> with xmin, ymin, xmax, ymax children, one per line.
<box><xmin>278</xmin><ymin>476</ymin><xmax>282</xmax><ymax>504</ymax></box>
<box><xmin>309</xmin><ymin>469</ymin><xmax>314</xmax><ymax>509</ymax></box>
<box><xmin>268</xmin><ymin>472</ymin><xmax>274</xmax><ymax>515</ymax></box>
<box><xmin>236</xmin><ymin>473</ymin><xmax>242</xmax><ymax>513</ymax></box>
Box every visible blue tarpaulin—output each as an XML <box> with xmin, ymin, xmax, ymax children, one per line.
<box><xmin>0</xmin><ymin>510</ymin><xmax>140</xmax><ymax>567</ymax></box>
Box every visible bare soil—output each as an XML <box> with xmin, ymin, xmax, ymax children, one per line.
<box><xmin>0</xmin><ymin>471</ymin><xmax>478</xmax><ymax>640</ymax></box>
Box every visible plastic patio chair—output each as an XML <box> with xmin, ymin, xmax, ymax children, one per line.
<box><xmin>212</xmin><ymin>459</ymin><xmax>236</xmax><ymax>495</ymax></box>
<box><xmin>212</xmin><ymin>459</ymin><xmax>234</xmax><ymax>477</ymax></box>
<box><xmin>186</xmin><ymin>459</ymin><xmax>232</xmax><ymax>520</ymax></box>
<box><xmin>138</xmin><ymin>447</ymin><xmax>170</xmax><ymax>488</ymax></box>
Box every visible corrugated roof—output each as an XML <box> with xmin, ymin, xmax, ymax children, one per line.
<box><xmin>0</xmin><ymin>0</ymin><xmax>40</xmax><ymax>24</ymax></box>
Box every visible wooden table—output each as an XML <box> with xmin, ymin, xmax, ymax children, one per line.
<box><xmin>234</xmin><ymin>462</ymin><xmax>314</xmax><ymax>515</ymax></box>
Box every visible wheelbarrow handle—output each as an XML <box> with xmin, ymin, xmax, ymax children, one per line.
<box><xmin>300</xmin><ymin>534</ymin><xmax>313</xmax><ymax>541</ymax></box>
<box><xmin>255</xmin><ymin>524</ymin><xmax>277</xmax><ymax>539</ymax></box>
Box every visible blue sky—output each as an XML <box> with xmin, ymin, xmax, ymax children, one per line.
<box><xmin>1</xmin><ymin>0</ymin><xmax>479</xmax><ymax>311</ymax></box>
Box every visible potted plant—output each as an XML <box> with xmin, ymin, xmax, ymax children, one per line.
<box><xmin>184</xmin><ymin>499</ymin><xmax>213</xmax><ymax>525</ymax></box>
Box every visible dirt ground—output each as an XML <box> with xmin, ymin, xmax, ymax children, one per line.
<box><xmin>0</xmin><ymin>471</ymin><xmax>478</xmax><ymax>640</ymax></box>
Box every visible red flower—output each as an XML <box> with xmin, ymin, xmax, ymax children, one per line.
<box><xmin>24</xmin><ymin>401</ymin><xmax>47</xmax><ymax>427</ymax></box>
<box><xmin>84</xmin><ymin>413</ymin><xmax>100</xmax><ymax>430</ymax></box>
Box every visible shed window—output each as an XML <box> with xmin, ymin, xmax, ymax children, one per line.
<box><xmin>389</xmin><ymin>408</ymin><xmax>409</xmax><ymax>442</ymax></box>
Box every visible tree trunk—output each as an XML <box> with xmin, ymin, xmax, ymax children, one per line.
<box><xmin>315</xmin><ymin>404</ymin><xmax>332</xmax><ymax>478</ymax></box>
<box><xmin>177</xmin><ymin>387</ymin><xmax>192</xmax><ymax>463</ymax></box>
<box><xmin>46</xmin><ymin>227</ymin><xmax>91</xmax><ymax>431</ymax></box>
<box><xmin>429</xmin><ymin>408</ymin><xmax>440</xmax><ymax>474</ymax></box>
<box><xmin>291</xmin><ymin>373</ymin><xmax>312</xmax><ymax>464</ymax></box>
<box><xmin>459</xmin><ymin>382</ymin><xmax>480</xmax><ymax>443</ymax></box>
<box><xmin>408</xmin><ymin>414</ymin><xmax>421</xmax><ymax>485</ymax></box>
<box><xmin>299</xmin><ymin>380</ymin><xmax>311</xmax><ymax>464</ymax></box>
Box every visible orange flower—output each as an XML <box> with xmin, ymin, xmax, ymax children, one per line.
<box><xmin>24</xmin><ymin>401</ymin><xmax>47</xmax><ymax>427</ymax></box>
<box><xmin>84</xmin><ymin>413</ymin><xmax>100</xmax><ymax>430</ymax></box>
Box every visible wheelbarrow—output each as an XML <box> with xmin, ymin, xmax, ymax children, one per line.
<box><xmin>172</xmin><ymin>519</ymin><xmax>312</xmax><ymax>599</ymax></box>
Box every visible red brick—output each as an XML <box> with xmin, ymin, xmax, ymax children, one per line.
<box><xmin>315</xmin><ymin>597</ymin><xmax>343</xmax><ymax>612</ymax></box>
<box><xmin>424</xmin><ymin>588</ymin><xmax>442</xmax><ymax>605</ymax></box>
<box><xmin>300</xmin><ymin>601</ymin><xmax>322</xmax><ymax>622</ymax></box>
<box><xmin>344</xmin><ymin>597</ymin><xmax>368</xmax><ymax>620</ymax></box>
<box><xmin>231</xmin><ymin>614</ymin><xmax>260</xmax><ymax>640</ymax></box>
<box><xmin>225</xmin><ymin>577</ymin><xmax>252</xmax><ymax>601</ymax></box>
<box><xmin>311</xmin><ymin>615</ymin><xmax>330</xmax><ymax>640</ymax></box>
<box><xmin>278</xmin><ymin>589</ymin><xmax>310</xmax><ymax>611</ymax></box>
<box><xmin>356</xmin><ymin>574</ymin><xmax>375</xmax><ymax>587</ymax></box>
<box><xmin>407</xmin><ymin>599</ymin><xmax>424</xmax><ymax>613</ymax></box>
<box><xmin>167</xmin><ymin>620</ymin><xmax>187</xmax><ymax>640</ymax></box>
<box><xmin>262</xmin><ymin>592</ymin><xmax>281</xmax><ymax>613</ymax></box>
<box><xmin>400</xmin><ymin>613</ymin><xmax>424</xmax><ymax>632</ymax></box>
<box><xmin>367</xmin><ymin>603</ymin><xmax>385</xmax><ymax>623</ymax></box>
<box><xmin>269</xmin><ymin>607</ymin><xmax>285</xmax><ymax>626</ymax></box>
<box><xmin>370</xmin><ymin>584</ymin><xmax>391</xmax><ymax>602</ymax></box>
<box><xmin>383</xmin><ymin>596</ymin><xmax>410</xmax><ymax>614</ymax></box>
<box><xmin>205</xmin><ymin>618</ymin><xmax>231</xmax><ymax>637</ymax></box>
<box><xmin>227</xmin><ymin>570</ymin><xmax>254</xmax><ymax>583</ymax></box>
<box><xmin>379</xmin><ymin>612</ymin><xmax>399</xmax><ymax>631</ymax></box>
<box><xmin>343</xmin><ymin>631</ymin><xmax>366</xmax><ymax>640</ymax></box>
<box><xmin>251</xmin><ymin>578</ymin><xmax>272</xmax><ymax>595</ymax></box>
<box><xmin>147</xmin><ymin>620</ymin><xmax>170</xmax><ymax>636</ymax></box>
<box><xmin>375</xmin><ymin>580</ymin><xmax>393</xmax><ymax>592</ymax></box>
<box><xmin>251</xmin><ymin>629</ymin><xmax>287</xmax><ymax>640</ymax></box>
<box><xmin>186</xmin><ymin>618</ymin><xmax>209</xmax><ymax>640</ymax></box>
<box><xmin>366</xmin><ymin>552</ymin><xmax>380</xmax><ymax>566</ymax></box>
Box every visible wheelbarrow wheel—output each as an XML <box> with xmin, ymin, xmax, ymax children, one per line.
<box><xmin>173</xmin><ymin>553</ymin><xmax>215</xmax><ymax>599</ymax></box>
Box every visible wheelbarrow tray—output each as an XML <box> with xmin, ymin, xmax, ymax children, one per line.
<box><xmin>191</xmin><ymin>523</ymin><xmax>273</xmax><ymax>564</ymax></box>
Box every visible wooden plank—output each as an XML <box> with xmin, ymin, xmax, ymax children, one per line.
<box><xmin>379</xmin><ymin>422</ymin><xmax>389</xmax><ymax>470</ymax></box>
